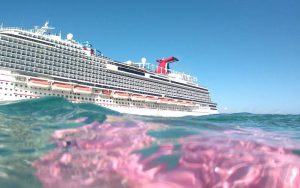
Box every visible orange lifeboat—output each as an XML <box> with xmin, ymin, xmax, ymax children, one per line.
<box><xmin>177</xmin><ymin>100</ymin><xmax>186</xmax><ymax>106</ymax></box>
<box><xmin>168</xmin><ymin>98</ymin><xmax>177</xmax><ymax>105</ymax></box>
<box><xmin>73</xmin><ymin>85</ymin><xmax>92</xmax><ymax>94</ymax></box>
<box><xmin>157</xmin><ymin>97</ymin><xmax>169</xmax><ymax>104</ymax></box>
<box><xmin>184</xmin><ymin>101</ymin><xmax>193</xmax><ymax>106</ymax></box>
<box><xmin>52</xmin><ymin>82</ymin><xmax>73</xmax><ymax>91</ymax></box>
<box><xmin>145</xmin><ymin>96</ymin><xmax>158</xmax><ymax>102</ymax></box>
<box><xmin>28</xmin><ymin>78</ymin><xmax>50</xmax><ymax>88</ymax></box>
<box><xmin>131</xmin><ymin>94</ymin><xmax>145</xmax><ymax>101</ymax></box>
<box><xmin>101</xmin><ymin>90</ymin><xmax>112</xmax><ymax>96</ymax></box>
<box><xmin>177</xmin><ymin>100</ymin><xmax>193</xmax><ymax>106</ymax></box>
<box><xmin>113</xmin><ymin>91</ymin><xmax>130</xmax><ymax>99</ymax></box>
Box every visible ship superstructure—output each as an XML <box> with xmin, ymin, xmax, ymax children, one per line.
<box><xmin>0</xmin><ymin>22</ymin><xmax>217</xmax><ymax>117</ymax></box>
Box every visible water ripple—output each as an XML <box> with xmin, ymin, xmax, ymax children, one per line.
<box><xmin>0</xmin><ymin>97</ymin><xmax>299</xmax><ymax>187</ymax></box>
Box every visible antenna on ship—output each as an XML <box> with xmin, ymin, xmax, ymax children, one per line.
<box><xmin>141</xmin><ymin>57</ymin><xmax>146</xmax><ymax>69</ymax></box>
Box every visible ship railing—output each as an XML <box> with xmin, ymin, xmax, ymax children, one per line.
<box><xmin>0</xmin><ymin>26</ymin><xmax>39</xmax><ymax>33</ymax></box>
<box><xmin>132</xmin><ymin>63</ymin><xmax>198</xmax><ymax>84</ymax></box>
<box><xmin>0</xmin><ymin>26</ymin><xmax>44</xmax><ymax>36</ymax></box>
<box><xmin>0</xmin><ymin>26</ymin><xmax>24</xmax><ymax>31</ymax></box>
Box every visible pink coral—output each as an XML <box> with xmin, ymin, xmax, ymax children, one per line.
<box><xmin>34</xmin><ymin>121</ymin><xmax>300</xmax><ymax>188</ymax></box>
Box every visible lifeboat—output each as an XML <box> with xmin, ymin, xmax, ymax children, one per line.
<box><xmin>184</xmin><ymin>101</ymin><xmax>194</xmax><ymax>106</ymax></box>
<box><xmin>177</xmin><ymin>100</ymin><xmax>186</xmax><ymax>106</ymax></box>
<box><xmin>52</xmin><ymin>82</ymin><xmax>73</xmax><ymax>91</ymax></box>
<box><xmin>113</xmin><ymin>91</ymin><xmax>130</xmax><ymax>99</ymax></box>
<box><xmin>27</xmin><ymin>78</ymin><xmax>50</xmax><ymax>88</ymax></box>
<box><xmin>145</xmin><ymin>96</ymin><xmax>158</xmax><ymax>102</ymax></box>
<box><xmin>168</xmin><ymin>98</ymin><xmax>177</xmax><ymax>105</ymax></box>
<box><xmin>101</xmin><ymin>90</ymin><xmax>112</xmax><ymax>96</ymax></box>
<box><xmin>157</xmin><ymin>97</ymin><xmax>169</xmax><ymax>104</ymax></box>
<box><xmin>131</xmin><ymin>94</ymin><xmax>145</xmax><ymax>101</ymax></box>
<box><xmin>73</xmin><ymin>85</ymin><xmax>92</xmax><ymax>94</ymax></box>
<box><xmin>177</xmin><ymin>100</ymin><xmax>193</xmax><ymax>106</ymax></box>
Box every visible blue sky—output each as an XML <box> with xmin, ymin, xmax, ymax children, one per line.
<box><xmin>1</xmin><ymin>0</ymin><xmax>299</xmax><ymax>114</ymax></box>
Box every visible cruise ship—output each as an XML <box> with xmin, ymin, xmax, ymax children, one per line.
<box><xmin>0</xmin><ymin>22</ymin><xmax>218</xmax><ymax>117</ymax></box>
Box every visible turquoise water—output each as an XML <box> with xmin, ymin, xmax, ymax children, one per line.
<box><xmin>0</xmin><ymin>97</ymin><xmax>299</xmax><ymax>188</ymax></box>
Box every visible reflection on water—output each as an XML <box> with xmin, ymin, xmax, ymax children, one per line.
<box><xmin>0</xmin><ymin>97</ymin><xmax>300</xmax><ymax>187</ymax></box>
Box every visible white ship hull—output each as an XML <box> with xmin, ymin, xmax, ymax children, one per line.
<box><xmin>0</xmin><ymin>70</ymin><xmax>218</xmax><ymax>117</ymax></box>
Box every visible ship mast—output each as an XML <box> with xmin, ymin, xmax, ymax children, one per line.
<box><xmin>35</xmin><ymin>21</ymin><xmax>54</xmax><ymax>35</ymax></box>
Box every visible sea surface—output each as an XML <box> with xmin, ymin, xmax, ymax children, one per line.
<box><xmin>0</xmin><ymin>97</ymin><xmax>299</xmax><ymax>188</ymax></box>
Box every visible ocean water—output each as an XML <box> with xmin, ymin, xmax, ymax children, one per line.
<box><xmin>0</xmin><ymin>97</ymin><xmax>299</xmax><ymax>188</ymax></box>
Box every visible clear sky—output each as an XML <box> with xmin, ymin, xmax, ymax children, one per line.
<box><xmin>1</xmin><ymin>0</ymin><xmax>299</xmax><ymax>114</ymax></box>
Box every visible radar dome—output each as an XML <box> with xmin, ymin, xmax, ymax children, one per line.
<box><xmin>141</xmin><ymin>57</ymin><xmax>146</xmax><ymax>64</ymax></box>
<box><xmin>67</xmin><ymin>33</ymin><xmax>73</xmax><ymax>40</ymax></box>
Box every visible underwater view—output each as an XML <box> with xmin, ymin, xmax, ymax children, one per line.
<box><xmin>0</xmin><ymin>97</ymin><xmax>299</xmax><ymax>188</ymax></box>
